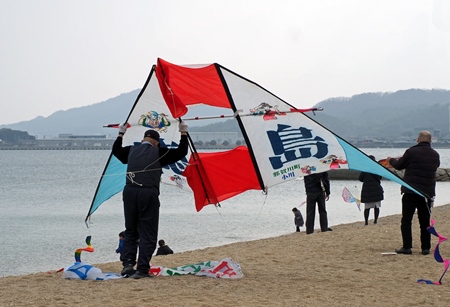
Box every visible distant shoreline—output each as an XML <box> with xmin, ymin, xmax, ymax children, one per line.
<box><xmin>0</xmin><ymin>145</ymin><xmax>233</xmax><ymax>150</ymax></box>
<box><xmin>0</xmin><ymin>146</ymin><xmax>112</xmax><ymax>150</ymax></box>
<box><xmin>3</xmin><ymin>142</ymin><xmax>450</xmax><ymax>150</ymax></box>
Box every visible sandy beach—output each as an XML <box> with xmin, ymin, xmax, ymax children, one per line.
<box><xmin>2</xmin><ymin>205</ymin><xmax>450</xmax><ymax>307</ymax></box>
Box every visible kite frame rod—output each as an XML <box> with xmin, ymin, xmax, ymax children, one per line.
<box><xmin>103</xmin><ymin>107</ymin><xmax>324</xmax><ymax>128</ymax></box>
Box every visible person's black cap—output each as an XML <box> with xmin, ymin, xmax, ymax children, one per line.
<box><xmin>144</xmin><ymin>129</ymin><xmax>160</xmax><ymax>141</ymax></box>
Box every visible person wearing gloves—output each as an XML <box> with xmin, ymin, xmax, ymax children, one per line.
<box><xmin>112</xmin><ymin>121</ymin><xmax>189</xmax><ymax>279</ymax></box>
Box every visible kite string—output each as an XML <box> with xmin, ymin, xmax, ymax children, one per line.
<box><xmin>126</xmin><ymin>147</ymin><xmax>171</xmax><ymax>187</ymax></box>
<box><xmin>159</xmin><ymin>67</ymin><xmax>181</xmax><ymax>120</ymax></box>
<box><xmin>0</xmin><ymin>161</ymin><xmax>168</xmax><ymax>190</ymax></box>
<box><xmin>0</xmin><ymin>174</ymin><xmax>116</xmax><ymax>189</ymax></box>
<box><xmin>428</xmin><ymin>196</ymin><xmax>435</xmax><ymax>220</ymax></box>
<box><xmin>125</xmin><ymin>125</ymin><xmax>179</xmax><ymax>186</ymax></box>
<box><xmin>211</xmin><ymin>188</ymin><xmax>269</xmax><ymax>233</ymax></box>
<box><xmin>3</xmin><ymin>129</ymin><xmax>185</xmax><ymax>189</ymax></box>
<box><xmin>1</xmin><ymin>127</ymin><xmax>178</xmax><ymax>189</ymax></box>
<box><xmin>255</xmin><ymin>190</ymin><xmax>270</xmax><ymax>220</ymax></box>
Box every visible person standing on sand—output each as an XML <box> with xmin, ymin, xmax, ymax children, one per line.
<box><xmin>359</xmin><ymin>155</ymin><xmax>384</xmax><ymax>226</ymax></box>
<box><xmin>115</xmin><ymin>231</ymin><xmax>125</xmax><ymax>260</ymax></box>
<box><xmin>112</xmin><ymin>122</ymin><xmax>188</xmax><ymax>278</ymax></box>
<box><xmin>387</xmin><ymin>130</ymin><xmax>440</xmax><ymax>256</ymax></box>
<box><xmin>292</xmin><ymin>207</ymin><xmax>304</xmax><ymax>232</ymax></box>
<box><xmin>304</xmin><ymin>172</ymin><xmax>332</xmax><ymax>234</ymax></box>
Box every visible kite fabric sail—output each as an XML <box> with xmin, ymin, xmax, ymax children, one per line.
<box><xmin>342</xmin><ymin>187</ymin><xmax>361</xmax><ymax>211</ymax></box>
<box><xmin>85</xmin><ymin>58</ymin><xmax>427</xmax><ymax>222</ymax></box>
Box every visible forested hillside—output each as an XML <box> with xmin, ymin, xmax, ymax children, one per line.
<box><xmin>189</xmin><ymin>89</ymin><xmax>450</xmax><ymax>140</ymax></box>
<box><xmin>2</xmin><ymin>88</ymin><xmax>449</xmax><ymax>140</ymax></box>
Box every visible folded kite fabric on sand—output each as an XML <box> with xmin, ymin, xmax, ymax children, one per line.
<box><xmin>150</xmin><ymin>257</ymin><xmax>243</xmax><ymax>278</ymax></box>
<box><xmin>63</xmin><ymin>258</ymin><xmax>243</xmax><ymax>280</ymax></box>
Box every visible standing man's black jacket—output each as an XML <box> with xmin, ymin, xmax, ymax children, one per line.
<box><xmin>389</xmin><ymin>142</ymin><xmax>440</xmax><ymax>197</ymax></box>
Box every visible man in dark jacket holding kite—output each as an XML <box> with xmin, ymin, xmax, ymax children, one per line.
<box><xmin>388</xmin><ymin>130</ymin><xmax>440</xmax><ymax>256</ymax></box>
<box><xmin>113</xmin><ymin>121</ymin><xmax>188</xmax><ymax>278</ymax></box>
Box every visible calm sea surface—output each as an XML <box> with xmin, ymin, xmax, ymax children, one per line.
<box><xmin>1</xmin><ymin>148</ymin><xmax>450</xmax><ymax>277</ymax></box>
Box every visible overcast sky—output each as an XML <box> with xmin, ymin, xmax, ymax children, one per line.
<box><xmin>1</xmin><ymin>0</ymin><xmax>449</xmax><ymax>125</ymax></box>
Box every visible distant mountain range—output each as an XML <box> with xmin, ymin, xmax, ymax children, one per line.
<box><xmin>310</xmin><ymin>89</ymin><xmax>450</xmax><ymax>140</ymax></box>
<box><xmin>2</xmin><ymin>88</ymin><xmax>450</xmax><ymax>140</ymax></box>
<box><xmin>1</xmin><ymin>89</ymin><xmax>141</xmax><ymax>138</ymax></box>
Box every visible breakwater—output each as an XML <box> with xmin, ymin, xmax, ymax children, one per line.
<box><xmin>328</xmin><ymin>168</ymin><xmax>450</xmax><ymax>182</ymax></box>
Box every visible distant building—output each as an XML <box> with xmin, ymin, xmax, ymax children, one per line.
<box><xmin>58</xmin><ymin>133</ymin><xmax>109</xmax><ymax>139</ymax></box>
<box><xmin>32</xmin><ymin>134</ymin><xmax>115</xmax><ymax>149</ymax></box>
<box><xmin>1</xmin><ymin>132</ymin><xmax>246</xmax><ymax>150</ymax></box>
<box><xmin>189</xmin><ymin>132</ymin><xmax>239</xmax><ymax>144</ymax></box>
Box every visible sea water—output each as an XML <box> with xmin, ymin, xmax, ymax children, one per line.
<box><xmin>1</xmin><ymin>148</ymin><xmax>450</xmax><ymax>277</ymax></box>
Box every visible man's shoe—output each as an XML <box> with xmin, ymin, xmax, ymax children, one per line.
<box><xmin>130</xmin><ymin>271</ymin><xmax>153</xmax><ymax>279</ymax></box>
<box><xmin>422</xmin><ymin>249</ymin><xmax>430</xmax><ymax>255</ymax></box>
<box><xmin>121</xmin><ymin>264</ymin><xmax>135</xmax><ymax>277</ymax></box>
<box><xmin>395</xmin><ymin>247</ymin><xmax>412</xmax><ymax>254</ymax></box>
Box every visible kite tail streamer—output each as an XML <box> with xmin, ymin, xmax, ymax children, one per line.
<box><xmin>417</xmin><ymin>220</ymin><xmax>449</xmax><ymax>285</ymax></box>
<box><xmin>75</xmin><ymin>236</ymin><xmax>94</xmax><ymax>263</ymax></box>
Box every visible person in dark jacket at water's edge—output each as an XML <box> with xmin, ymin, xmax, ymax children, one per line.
<box><xmin>359</xmin><ymin>155</ymin><xmax>384</xmax><ymax>226</ymax></box>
